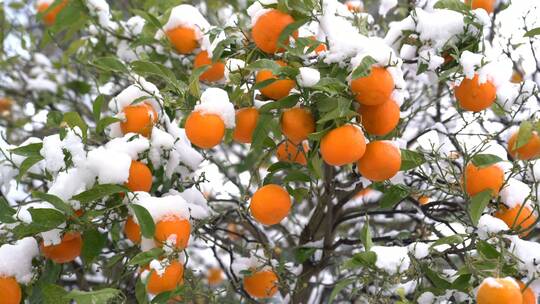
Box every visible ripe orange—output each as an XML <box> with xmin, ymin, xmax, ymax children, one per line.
<box><xmin>476</xmin><ymin>277</ymin><xmax>522</xmax><ymax>304</ymax></box>
<box><xmin>243</xmin><ymin>270</ymin><xmax>279</xmax><ymax>299</ymax></box>
<box><xmin>166</xmin><ymin>26</ymin><xmax>198</xmax><ymax>54</ymax></box>
<box><xmin>251</xmin><ymin>9</ymin><xmax>296</xmax><ymax>54</ymax></box>
<box><xmin>518</xmin><ymin>281</ymin><xmax>537</xmax><ymax>304</ymax></box>
<box><xmin>207</xmin><ymin>267</ymin><xmax>224</xmax><ymax>286</ymax></box>
<box><xmin>418</xmin><ymin>196</ymin><xmax>431</xmax><ymax>205</ymax></box>
<box><xmin>345</xmin><ymin>1</ymin><xmax>362</xmax><ymax>12</ymax></box>
<box><xmin>320</xmin><ymin>125</ymin><xmax>366</xmax><ymax>166</ymax></box>
<box><xmin>120</xmin><ymin>102</ymin><xmax>158</xmax><ymax>138</ymax></box>
<box><xmin>37</xmin><ymin>0</ymin><xmax>68</xmax><ymax>26</ymax></box>
<box><xmin>463</xmin><ymin>163</ymin><xmax>504</xmax><ymax>197</ymax></box>
<box><xmin>124</xmin><ymin>216</ymin><xmax>141</xmax><ymax>244</ymax></box>
<box><xmin>466</xmin><ymin>0</ymin><xmax>496</xmax><ymax>13</ymax></box>
<box><xmin>41</xmin><ymin>232</ymin><xmax>82</xmax><ymax>264</ymax></box>
<box><xmin>308</xmin><ymin>36</ymin><xmax>327</xmax><ymax>54</ymax></box>
<box><xmin>0</xmin><ymin>98</ymin><xmax>13</xmax><ymax>114</ymax></box>
<box><xmin>358</xmin><ymin>98</ymin><xmax>400</xmax><ymax>136</ymax></box>
<box><xmin>193</xmin><ymin>51</ymin><xmax>225</xmax><ymax>82</ymax></box>
<box><xmin>280</xmin><ymin>108</ymin><xmax>315</xmax><ymax>144</ymax></box>
<box><xmin>0</xmin><ymin>276</ymin><xmax>21</xmax><ymax>304</ymax></box>
<box><xmin>185</xmin><ymin>111</ymin><xmax>225</xmax><ymax>149</ymax></box>
<box><xmin>507</xmin><ymin>131</ymin><xmax>540</xmax><ymax>160</ymax></box>
<box><xmin>454</xmin><ymin>74</ymin><xmax>497</xmax><ymax>112</ymax></box>
<box><xmin>255</xmin><ymin>60</ymin><xmax>295</xmax><ymax>100</ymax></box>
<box><xmin>126</xmin><ymin>161</ymin><xmax>152</xmax><ymax>192</ymax></box>
<box><xmin>154</xmin><ymin>216</ymin><xmax>191</xmax><ymax>249</ymax></box>
<box><xmin>276</xmin><ymin>141</ymin><xmax>308</xmax><ymax>165</ymax></box>
<box><xmin>511</xmin><ymin>71</ymin><xmax>523</xmax><ymax>84</ymax></box>
<box><xmin>250</xmin><ymin>184</ymin><xmax>292</xmax><ymax>225</ymax></box>
<box><xmin>357</xmin><ymin>141</ymin><xmax>401</xmax><ymax>181</ymax></box>
<box><xmin>494</xmin><ymin>205</ymin><xmax>537</xmax><ymax>237</ymax></box>
<box><xmin>146</xmin><ymin>260</ymin><xmax>184</xmax><ymax>295</ymax></box>
<box><xmin>233</xmin><ymin>108</ymin><xmax>259</xmax><ymax>144</ymax></box>
<box><xmin>350</xmin><ymin>66</ymin><xmax>394</xmax><ymax>106</ymax></box>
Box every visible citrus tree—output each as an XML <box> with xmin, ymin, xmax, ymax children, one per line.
<box><xmin>1</xmin><ymin>0</ymin><xmax>540</xmax><ymax>303</ymax></box>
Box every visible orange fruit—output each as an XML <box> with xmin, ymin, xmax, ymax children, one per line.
<box><xmin>320</xmin><ymin>125</ymin><xmax>366</xmax><ymax>166</ymax></box>
<box><xmin>120</xmin><ymin>102</ymin><xmax>158</xmax><ymax>138</ymax></box>
<box><xmin>476</xmin><ymin>277</ymin><xmax>522</xmax><ymax>304</ymax></box>
<box><xmin>126</xmin><ymin>160</ymin><xmax>152</xmax><ymax>192</ymax></box>
<box><xmin>193</xmin><ymin>51</ymin><xmax>225</xmax><ymax>82</ymax></box>
<box><xmin>166</xmin><ymin>26</ymin><xmax>198</xmax><ymax>54</ymax></box>
<box><xmin>233</xmin><ymin>108</ymin><xmax>259</xmax><ymax>144</ymax></box>
<box><xmin>250</xmin><ymin>184</ymin><xmax>291</xmax><ymax>225</ymax></box>
<box><xmin>308</xmin><ymin>36</ymin><xmax>326</xmax><ymax>54</ymax></box>
<box><xmin>207</xmin><ymin>267</ymin><xmax>224</xmax><ymax>286</ymax></box>
<box><xmin>494</xmin><ymin>205</ymin><xmax>537</xmax><ymax>237</ymax></box>
<box><xmin>146</xmin><ymin>260</ymin><xmax>184</xmax><ymax>295</ymax></box>
<box><xmin>358</xmin><ymin>98</ymin><xmax>400</xmax><ymax>136</ymax></box>
<box><xmin>37</xmin><ymin>0</ymin><xmax>68</xmax><ymax>26</ymax></box>
<box><xmin>255</xmin><ymin>60</ymin><xmax>295</xmax><ymax>100</ymax></box>
<box><xmin>466</xmin><ymin>0</ymin><xmax>496</xmax><ymax>13</ymax></box>
<box><xmin>251</xmin><ymin>9</ymin><xmax>296</xmax><ymax>54</ymax></box>
<box><xmin>418</xmin><ymin>196</ymin><xmax>431</xmax><ymax>205</ymax></box>
<box><xmin>185</xmin><ymin>111</ymin><xmax>225</xmax><ymax>149</ymax></box>
<box><xmin>280</xmin><ymin>108</ymin><xmax>315</xmax><ymax>144</ymax></box>
<box><xmin>0</xmin><ymin>276</ymin><xmax>21</xmax><ymax>304</ymax></box>
<box><xmin>454</xmin><ymin>74</ymin><xmax>497</xmax><ymax>112</ymax></box>
<box><xmin>518</xmin><ymin>281</ymin><xmax>537</xmax><ymax>304</ymax></box>
<box><xmin>41</xmin><ymin>232</ymin><xmax>82</xmax><ymax>264</ymax></box>
<box><xmin>154</xmin><ymin>216</ymin><xmax>191</xmax><ymax>249</ymax></box>
<box><xmin>124</xmin><ymin>216</ymin><xmax>141</xmax><ymax>244</ymax></box>
<box><xmin>350</xmin><ymin>66</ymin><xmax>394</xmax><ymax>106</ymax></box>
<box><xmin>0</xmin><ymin>98</ymin><xmax>13</xmax><ymax>114</ymax></box>
<box><xmin>276</xmin><ymin>140</ymin><xmax>308</xmax><ymax>165</ymax></box>
<box><xmin>243</xmin><ymin>270</ymin><xmax>279</xmax><ymax>299</ymax></box>
<box><xmin>357</xmin><ymin>141</ymin><xmax>401</xmax><ymax>181</ymax></box>
<box><xmin>507</xmin><ymin>131</ymin><xmax>540</xmax><ymax>160</ymax></box>
<box><xmin>511</xmin><ymin>71</ymin><xmax>523</xmax><ymax>84</ymax></box>
<box><xmin>463</xmin><ymin>163</ymin><xmax>504</xmax><ymax>197</ymax></box>
<box><xmin>345</xmin><ymin>1</ymin><xmax>362</xmax><ymax>12</ymax></box>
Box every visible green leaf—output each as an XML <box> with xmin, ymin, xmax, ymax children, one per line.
<box><xmin>451</xmin><ymin>274</ymin><xmax>471</xmax><ymax>291</ymax></box>
<box><xmin>379</xmin><ymin>185</ymin><xmax>410</xmax><ymax>209</ymax></box>
<box><xmin>47</xmin><ymin>111</ymin><xmax>64</xmax><ymax>127</ymax></box>
<box><xmin>72</xmin><ymin>184</ymin><xmax>126</xmax><ymax>204</ymax></box>
<box><xmin>350</xmin><ymin>56</ymin><xmax>377</xmax><ymax>79</ymax></box>
<box><xmin>294</xmin><ymin>247</ymin><xmax>317</xmax><ymax>263</ymax></box>
<box><xmin>422</xmin><ymin>265</ymin><xmax>452</xmax><ymax>289</ymax></box>
<box><xmin>283</xmin><ymin>170</ymin><xmax>311</xmax><ymax>183</ymax></box>
<box><xmin>329</xmin><ymin>278</ymin><xmax>355</xmax><ymax>303</ymax></box>
<box><xmin>470</xmin><ymin>154</ymin><xmax>503</xmax><ymax>168</ymax></box>
<box><xmin>476</xmin><ymin>240</ymin><xmax>500</xmax><ymax>259</ymax></box>
<box><xmin>96</xmin><ymin>116</ymin><xmax>122</xmax><ymax>134</ymax></box>
<box><xmin>433</xmin><ymin>0</ymin><xmax>470</xmax><ymax>12</ymax></box>
<box><xmin>135</xmin><ymin>279</ymin><xmax>149</xmax><ymax>304</ymax></box>
<box><xmin>343</xmin><ymin>251</ymin><xmax>377</xmax><ymax>269</ymax></box>
<box><xmin>32</xmin><ymin>191</ymin><xmax>73</xmax><ymax>215</ymax></box>
<box><xmin>82</xmin><ymin>229</ymin><xmax>107</xmax><ymax>263</ymax></box>
<box><xmin>17</xmin><ymin>156</ymin><xmax>43</xmax><ymax>180</ymax></box>
<box><xmin>259</xmin><ymin>94</ymin><xmax>300</xmax><ymax>113</ymax></box>
<box><xmin>93</xmin><ymin>57</ymin><xmax>128</xmax><ymax>73</ymax></box>
<box><xmin>63</xmin><ymin>112</ymin><xmax>88</xmax><ymax>143</ymax></box>
<box><xmin>468</xmin><ymin>190</ymin><xmax>492</xmax><ymax>225</ymax></box>
<box><xmin>66</xmin><ymin>80</ymin><xmax>91</xmax><ymax>95</ymax></box>
<box><xmin>10</xmin><ymin>143</ymin><xmax>43</xmax><ymax>157</ymax></box>
<box><xmin>524</xmin><ymin>27</ymin><xmax>540</xmax><ymax>37</ymax></box>
<box><xmin>42</xmin><ymin>284</ymin><xmax>69</xmax><ymax>304</ymax></box>
<box><xmin>65</xmin><ymin>288</ymin><xmax>122</xmax><ymax>304</ymax></box>
<box><xmin>515</xmin><ymin>121</ymin><xmax>533</xmax><ymax>150</ymax></box>
<box><xmin>28</xmin><ymin>208</ymin><xmax>66</xmax><ymax>229</ymax></box>
<box><xmin>400</xmin><ymin>149</ymin><xmax>426</xmax><ymax>171</ymax></box>
<box><xmin>431</xmin><ymin>234</ymin><xmax>464</xmax><ymax>248</ymax></box>
<box><xmin>360</xmin><ymin>219</ymin><xmax>373</xmax><ymax>251</ymax></box>
<box><xmin>247</xmin><ymin>59</ymin><xmax>281</xmax><ymax>73</ymax></box>
<box><xmin>92</xmin><ymin>95</ymin><xmax>105</xmax><ymax>122</ymax></box>
<box><xmin>250</xmin><ymin>113</ymin><xmax>274</xmax><ymax>153</ymax></box>
<box><xmin>277</xmin><ymin>19</ymin><xmax>307</xmax><ymax>50</ymax></box>
<box><xmin>129</xmin><ymin>248</ymin><xmax>164</xmax><ymax>266</ymax></box>
<box><xmin>131</xmin><ymin>204</ymin><xmax>155</xmax><ymax>238</ymax></box>
<box><xmin>0</xmin><ymin>198</ymin><xmax>16</xmax><ymax>223</ymax></box>
<box><xmin>317</xmin><ymin>98</ymin><xmax>355</xmax><ymax>123</ymax></box>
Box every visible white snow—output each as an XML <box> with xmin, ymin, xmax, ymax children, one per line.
<box><xmin>499</xmin><ymin>178</ymin><xmax>531</xmax><ymax>208</ymax></box>
<box><xmin>379</xmin><ymin>0</ymin><xmax>398</xmax><ymax>17</ymax></box>
<box><xmin>477</xmin><ymin>214</ymin><xmax>509</xmax><ymax>239</ymax></box>
<box><xmin>296</xmin><ymin>67</ymin><xmax>321</xmax><ymax>88</ymax></box>
<box><xmin>193</xmin><ymin>88</ymin><xmax>235</xmax><ymax>128</ymax></box>
<box><xmin>0</xmin><ymin>238</ymin><xmax>39</xmax><ymax>283</ymax></box>
<box><xmin>86</xmin><ymin>147</ymin><xmax>131</xmax><ymax>184</ymax></box>
<box><xmin>407</xmin><ymin>242</ymin><xmax>430</xmax><ymax>259</ymax></box>
<box><xmin>509</xmin><ymin>236</ymin><xmax>540</xmax><ymax>278</ymax></box>
<box><xmin>371</xmin><ymin>246</ymin><xmax>410</xmax><ymax>275</ymax></box>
